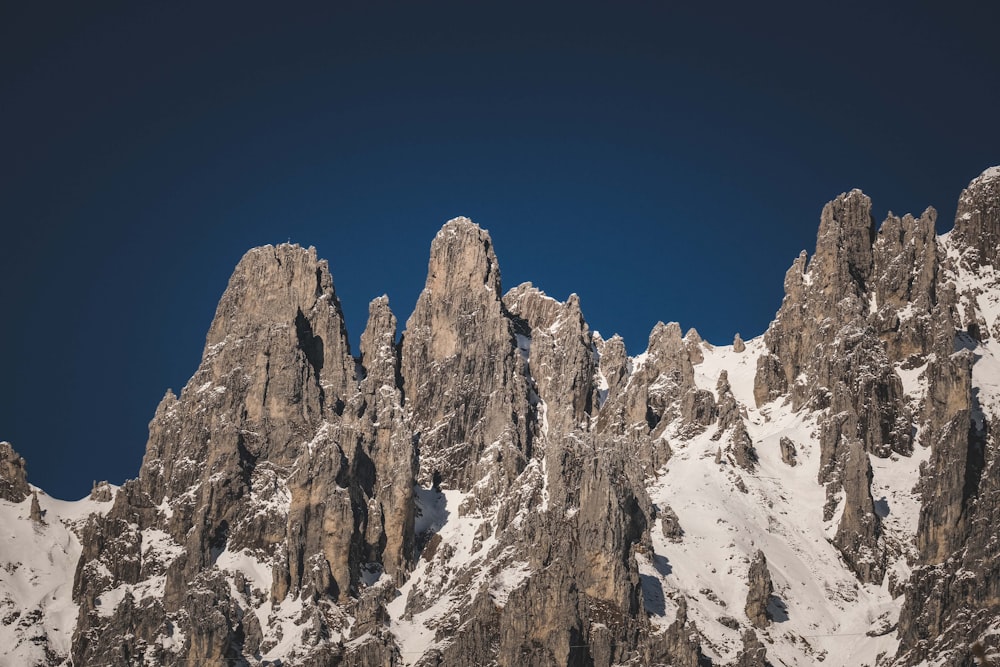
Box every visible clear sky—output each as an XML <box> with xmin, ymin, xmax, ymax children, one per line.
<box><xmin>2</xmin><ymin>1</ymin><xmax>999</xmax><ymax>499</ymax></box>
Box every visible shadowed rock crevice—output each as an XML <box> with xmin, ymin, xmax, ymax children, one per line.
<box><xmin>295</xmin><ymin>307</ymin><xmax>325</xmax><ymax>376</ymax></box>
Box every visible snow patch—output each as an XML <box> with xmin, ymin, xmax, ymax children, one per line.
<box><xmin>489</xmin><ymin>561</ymin><xmax>530</xmax><ymax>606</ymax></box>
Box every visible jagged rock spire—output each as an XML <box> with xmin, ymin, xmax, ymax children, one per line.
<box><xmin>358</xmin><ymin>295</ymin><xmax>416</xmax><ymax>581</ymax></box>
<box><xmin>71</xmin><ymin>244</ymin><xmax>393</xmax><ymax>665</ymax></box>
<box><xmin>401</xmin><ymin>217</ymin><xmax>532</xmax><ymax>493</ymax></box>
<box><xmin>141</xmin><ymin>243</ymin><xmax>358</xmax><ymax>504</ymax></box>
<box><xmin>503</xmin><ymin>283</ymin><xmax>597</xmax><ymax>434</ymax></box>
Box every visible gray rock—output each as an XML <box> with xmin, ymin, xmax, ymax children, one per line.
<box><xmin>357</xmin><ymin>295</ymin><xmax>417</xmax><ymax>583</ymax></box>
<box><xmin>504</xmin><ymin>284</ymin><xmax>597</xmax><ymax>435</ymax></box>
<box><xmin>645</xmin><ymin>597</ymin><xmax>708</xmax><ymax>667</ymax></box>
<box><xmin>870</xmin><ymin>207</ymin><xmax>939</xmax><ymax>358</ymax></box>
<box><xmin>755</xmin><ymin>191</ymin><xmax>876</xmax><ymax>411</ymax></box>
<box><xmin>70</xmin><ymin>244</ymin><xmax>412</xmax><ymax>665</ymax></box>
<box><xmin>593</xmin><ymin>332</ymin><xmax>630</xmax><ymax>404</ymax></box>
<box><xmin>718</xmin><ymin>615</ymin><xmax>740</xmax><ymax>629</ymax></box>
<box><xmin>715</xmin><ymin>371</ymin><xmax>756</xmax><ymax>470</ymax></box>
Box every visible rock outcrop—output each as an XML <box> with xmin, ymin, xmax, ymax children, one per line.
<box><xmin>0</xmin><ymin>441</ymin><xmax>30</xmax><ymax>502</ymax></box>
<box><xmin>594</xmin><ymin>320</ymin><xmax>717</xmax><ymax>476</ymax></box>
<box><xmin>744</xmin><ymin>549</ymin><xmax>773</xmax><ymax>629</ymax></box>
<box><xmin>951</xmin><ymin>166</ymin><xmax>1000</xmax><ymax>271</ymax></box>
<box><xmin>90</xmin><ymin>480</ymin><xmax>114</xmax><ymax>502</ymax></box>
<box><xmin>779</xmin><ymin>436</ymin><xmax>797</xmax><ymax>466</ymax></box>
<box><xmin>735</xmin><ymin>629</ymin><xmax>772</xmax><ymax>667</ymax></box>
<box><xmin>831</xmin><ymin>437</ymin><xmax>884</xmax><ymax>583</ymax></box>
<box><xmin>914</xmin><ymin>350</ymin><xmax>977</xmax><ymax>564</ymax></box>
<box><xmin>503</xmin><ymin>284</ymin><xmax>597</xmax><ymax>436</ymax></box>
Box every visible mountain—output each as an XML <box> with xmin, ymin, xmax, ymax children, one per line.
<box><xmin>2</xmin><ymin>167</ymin><xmax>1000</xmax><ymax>666</ymax></box>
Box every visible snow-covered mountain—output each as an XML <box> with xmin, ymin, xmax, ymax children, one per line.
<box><xmin>3</xmin><ymin>167</ymin><xmax>1000</xmax><ymax>666</ymax></box>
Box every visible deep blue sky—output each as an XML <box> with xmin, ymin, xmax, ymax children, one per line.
<box><xmin>2</xmin><ymin>1</ymin><xmax>998</xmax><ymax>499</ymax></box>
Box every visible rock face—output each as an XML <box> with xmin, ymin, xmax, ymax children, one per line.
<box><xmin>401</xmin><ymin>219</ymin><xmax>532</xmax><ymax>496</ymax></box>
<box><xmin>5</xmin><ymin>166</ymin><xmax>1000</xmax><ymax>667</ymax></box>
<box><xmin>0</xmin><ymin>441</ymin><xmax>30</xmax><ymax>502</ymax></box>
<box><xmin>64</xmin><ymin>229</ymin><xmax>705</xmax><ymax>667</ymax></box>
<box><xmin>357</xmin><ymin>295</ymin><xmax>418</xmax><ymax>583</ymax></box>
<box><xmin>747</xmin><ymin>166</ymin><xmax>1000</xmax><ymax>664</ymax></box>
<box><xmin>750</xmin><ymin>188</ymin><xmax>936</xmax><ymax>584</ymax></box>
<box><xmin>714</xmin><ymin>370</ymin><xmax>756</xmax><ymax>470</ymax></box>
<box><xmin>870</xmin><ymin>208</ymin><xmax>939</xmax><ymax>359</ymax></box>
<box><xmin>90</xmin><ymin>480</ymin><xmax>113</xmax><ymax>502</ymax></box>
<box><xmin>951</xmin><ymin>166</ymin><xmax>1000</xmax><ymax>271</ymax></box>
<box><xmin>831</xmin><ymin>437</ymin><xmax>884</xmax><ymax>583</ymax></box>
<box><xmin>914</xmin><ymin>350</ymin><xmax>976</xmax><ymax>564</ymax></box>
<box><xmin>893</xmin><ymin>168</ymin><xmax>1000</xmax><ymax>667</ymax></box>
<box><xmin>70</xmin><ymin>244</ymin><xmax>414</xmax><ymax>666</ymax></box>
<box><xmin>594</xmin><ymin>319</ymin><xmax>716</xmax><ymax>477</ymax></box>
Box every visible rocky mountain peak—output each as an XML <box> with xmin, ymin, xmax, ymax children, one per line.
<box><xmin>811</xmin><ymin>188</ymin><xmax>876</xmax><ymax>305</ymax></box>
<box><xmin>402</xmin><ymin>217</ymin><xmax>530</xmax><ymax>493</ymax></box>
<box><xmin>209</xmin><ymin>244</ymin><xmax>339</xmax><ymax>339</ymax></box>
<box><xmin>138</xmin><ymin>242</ymin><xmax>358</xmax><ymax>500</ymax></box>
<box><xmin>425</xmin><ymin>216</ymin><xmax>502</xmax><ymax>298</ymax></box>
<box><xmin>205</xmin><ymin>242</ymin><xmax>356</xmax><ymax>415</ymax></box>
<box><xmin>647</xmin><ymin>322</ymin><xmax>689</xmax><ymax>366</ymax></box>
<box><xmin>70</xmin><ymin>239</ymin><xmax>417</xmax><ymax>665</ymax></box>
<box><xmin>683</xmin><ymin>327</ymin><xmax>709</xmax><ymax>364</ymax></box>
<box><xmin>359</xmin><ymin>295</ymin><xmax>399</xmax><ymax>386</ymax></box>
<box><xmin>9</xmin><ymin>169</ymin><xmax>1000</xmax><ymax>667</ymax></box>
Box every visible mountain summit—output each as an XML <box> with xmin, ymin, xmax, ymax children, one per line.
<box><xmin>3</xmin><ymin>168</ymin><xmax>1000</xmax><ymax>666</ymax></box>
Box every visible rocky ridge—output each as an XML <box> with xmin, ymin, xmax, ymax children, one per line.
<box><xmin>1</xmin><ymin>168</ymin><xmax>999</xmax><ymax>666</ymax></box>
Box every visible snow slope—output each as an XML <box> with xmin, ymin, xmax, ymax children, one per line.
<box><xmin>642</xmin><ymin>336</ymin><xmax>924</xmax><ymax>666</ymax></box>
<box><xmin>0</xmin><ymin>489</ymin><xmax>113</xmax><ymax>667</ymax></box>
